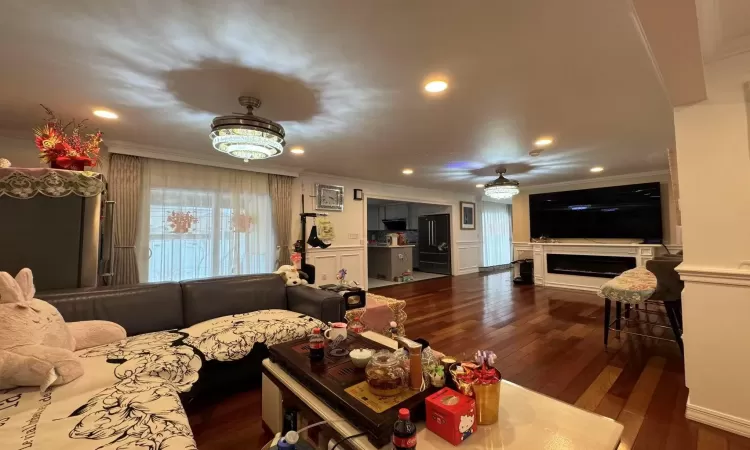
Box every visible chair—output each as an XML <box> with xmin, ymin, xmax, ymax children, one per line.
<box><xmin>645</xmin><ymin>256</ymin><xmax>684</xmax><ymax>354</ymax></box>
<box><xmin>601</xmin><ymin>256</ymin><xmax>684</xmax><ymax>355</ymax></box>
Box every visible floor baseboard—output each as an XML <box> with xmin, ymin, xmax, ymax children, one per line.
<box><xmin>686</xmin><ymin>399</ymin><xmax>750</xmax><ymax>438</ymax></box>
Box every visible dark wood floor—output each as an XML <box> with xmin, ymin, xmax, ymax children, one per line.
<box><xmin>189</xmin><ymin>271</ymin><xmax>750</xmax><ymax>450</ymax></box>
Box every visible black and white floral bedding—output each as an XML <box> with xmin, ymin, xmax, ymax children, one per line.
<box><xmin>183</xmin><ymin>309</ymin><xmax>325</xmax><ymax>362</ymax></box>
<box><xmin>0</xmin><ymin>331</ymin><xmax>201</xmax><ymax>450</ymax></box>
<box><xmin>0</xmin><ymin>311</ymin><xmax>323</xmax><ymax>450</ymax></box>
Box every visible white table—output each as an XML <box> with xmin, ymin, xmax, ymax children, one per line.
<box><xmin>262</xmin><ymin>332</ymin><xmax>623</xmax><ymax>449</ymax></box>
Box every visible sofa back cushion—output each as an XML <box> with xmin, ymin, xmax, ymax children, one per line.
<box><xmin>38</xmin><ymin>283</ymin><xmax>184</xmax><ymax>335</ymax></box>
<box><xmin>180</xmin><ymin>274</ymin><xmax>286</xmax><ymax>327</ymax></box>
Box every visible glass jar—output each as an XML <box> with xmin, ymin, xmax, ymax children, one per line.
<box><xmin>365</xmin><ymin>350</ymin><xmax>407</xmax><ymax>397</ymax></box>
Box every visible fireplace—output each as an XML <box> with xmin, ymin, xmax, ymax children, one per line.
<box><xmin>546</xmin><ymin>253</ymin><xmax>636</xmax><ymax>279</ymax></box>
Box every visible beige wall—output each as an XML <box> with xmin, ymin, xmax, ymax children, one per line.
<box><xmin>0</xmin><ymin>135</ymin><xmax>46</xmax><ymax>168</ymax></box>
<box><xmin>511</xmin><ymin>172</ymin><xmax>677</xmax><ymax>244</ymax></box>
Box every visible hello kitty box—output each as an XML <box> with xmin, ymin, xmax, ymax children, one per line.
<box><xmin>425</xmin><ymin>387</ymin><xmax>476</xmax><ymax>445</ymax></box>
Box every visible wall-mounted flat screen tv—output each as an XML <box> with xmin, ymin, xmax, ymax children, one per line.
<box><xmin>529</xmin><ymin>182</ymin><xmax>663</xmax><ymax>241</ymax></box>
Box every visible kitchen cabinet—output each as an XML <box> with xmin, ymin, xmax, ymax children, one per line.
<box><xmin>368</xmin><ymin>245</ymin><xmax>414</xmax><ymax>280</ymax></box>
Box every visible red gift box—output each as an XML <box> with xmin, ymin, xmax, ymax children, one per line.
<box><xmin>425</xmin><ymin>387</ymin><xmax>477</xmax><ymax>445</ymax></box>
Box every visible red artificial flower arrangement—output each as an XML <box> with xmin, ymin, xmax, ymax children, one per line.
<box><xmin>33</xmin><ymin>105</ymin><xmax>102</xmax><ymax>170</ymax></box>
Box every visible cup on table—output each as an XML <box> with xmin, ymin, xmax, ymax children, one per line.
<box><xmin>324</xmin><ymin>322</ymin><xmax>348</xmax><ymax>341</ymax></box>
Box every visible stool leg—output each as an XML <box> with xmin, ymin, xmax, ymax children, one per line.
<box><xmin>615</xmin><ymin>301</ymin><xmax>622</xmax><ymax>339</ymax></box>
<box><xmin>675</xmin><ymin>299</ymin><xmax>683</xmax><ymax>328</ymax></box>
<box><xmin>665</xmin><ymin>302</ymin><xmax>684</xmax><ymax>356</ymax></box>
<box><xmin>604</xmin><ymin>298</ymin><xmax>611</xmax><ymax>348</ymax></box>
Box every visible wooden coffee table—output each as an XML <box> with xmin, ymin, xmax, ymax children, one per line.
<box><xmin>266</xmin><ymin>332</ymin><xmax>436</xmax><ymax>447</ymax></box>
<box><xmin>262</xmin><ymin>332</ymin><xmax>623</xmax><ymax>449</ymax></box>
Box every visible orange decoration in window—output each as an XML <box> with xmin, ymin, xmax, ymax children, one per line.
<box><xmin>231</xmin><ymin>211</ymin><xmax>254</xmax><ymax>233</ymax></box>
<box><xmin>167</xmin><ymin>211</ymin><xmax>198</xmax><ymax>234</ymax></box>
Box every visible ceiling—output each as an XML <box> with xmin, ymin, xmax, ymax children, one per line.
<box><xmin>0</xmin><ymin>0</ymin><xmax>675</xmax><ymax>191</ymax></box>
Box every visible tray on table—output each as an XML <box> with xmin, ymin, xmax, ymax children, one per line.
<box><xmin>268</xmin><ymin>334</ymin><xmax>435</xmax><ymax>447</ymax></box>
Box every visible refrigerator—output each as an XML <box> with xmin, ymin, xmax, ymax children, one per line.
<box><xmin>418</xmin><ymin>214</ymin><xmax>452</xmax><ymax>275</ymax></box>
<box><xmin>0</xmin><ymin>193</ymin><xmax>114</xmax><ymax>290</ymax></box>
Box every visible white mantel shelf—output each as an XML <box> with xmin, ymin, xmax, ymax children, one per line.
<box><xmin>513</xmin><ymin>242</ymin><xmax>668</xmax><ymax>247</ymax></box>
<box><xmin>512</xmin><ymin>241</ymin><xmax>682</xmax><ymax>293</ymax></box>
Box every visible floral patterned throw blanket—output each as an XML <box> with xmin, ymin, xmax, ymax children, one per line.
<box><xmin>0</xmin><ymin>310</ymin><xmax>323</xmax><ymax>450</ymax></box>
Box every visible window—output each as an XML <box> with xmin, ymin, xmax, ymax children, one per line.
<box><xmin>481</xmin><ymin>201</ymin><xmax>512</xmax><ymax>267</ymax></box>
<box><xmin>138</xmin><ymin>159</ymin><xmax>275</xmax><ymax>282</ymax></box>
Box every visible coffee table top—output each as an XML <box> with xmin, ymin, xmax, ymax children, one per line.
<box><xmin>263</xmin><ymin>331</ymin><xmax>623</xmax><ymax>450</ymax></box>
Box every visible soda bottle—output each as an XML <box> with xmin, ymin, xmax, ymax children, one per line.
<box><xmin>309</xmin><ymin>328</ymin><xmax>325</xmax><ymax>362</ymax></box>
<box><xmin>392</xmin><ymin>408</ymin><xmax>417</xmax><ymax>449</ymax></box>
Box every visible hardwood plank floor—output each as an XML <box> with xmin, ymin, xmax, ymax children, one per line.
<box><xmin>188</xmin><ymin>271</ymin><xmax>749</xmax><ymax>449</ymax></box>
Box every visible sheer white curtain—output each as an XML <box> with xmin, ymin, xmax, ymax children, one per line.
<box><xmin>481</xmin><ymin>201</ymin><xmax>513</xmax><ymax>267</ymax></box>
<box><xmin>136</xmin><ymin>159</ymin><xmax>275</xmax><ymax>282</ymax></box>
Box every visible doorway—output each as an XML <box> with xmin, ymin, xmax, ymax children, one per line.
<box><xmin>365</xmin><ymin>198</ymin><xmax>451</xmax><ymax>289</ymax></box>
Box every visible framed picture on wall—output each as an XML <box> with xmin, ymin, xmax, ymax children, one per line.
<box><xmin>460</xmin><ymin>201</ymin><xmax>476</xmax><ymax>230</ymax></box>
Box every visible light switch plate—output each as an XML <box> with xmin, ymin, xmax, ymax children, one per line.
<box><xmin>348</xmin><ymin>233</ymin><xmax>358</xmax><ymax>239</ymax></box>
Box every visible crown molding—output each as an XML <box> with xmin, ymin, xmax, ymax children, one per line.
<box><xmin>520</xmin><ymin>170</ymin><xmax>670</xmax><ymax>192</ymax></box>
<box><xmin>299</xmin><ymin>171</ymin><xmax>478</xmax><ymax>199</ymax></box>
<box><xmin>696</xmin><ymin>0</ymin><xmax>750</xmax><ymax>63</ymax></box>
<box><xmin>107</xmin><ymin>140</ymin><xmax>300</xmax><ymax>177</ymax></box>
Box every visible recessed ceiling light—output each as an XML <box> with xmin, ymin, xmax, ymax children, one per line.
<box><xmin>590</xmin><ymin>167</ymin><xmax>604</xmax><ymax>173</ymax></box>
<box><xmin>534</xmin><ymin>137</ymin><xmax>553</xmax><ymax>147</ymax></box>
<box><xmin>476</xmin><ymin>184</ymin><xmax>485</xmax><ymax>188</ymax></box>
<box><xmin>290</xmin><ymin>147</ymin><xmax>305</xmax><ymax>154</ymax></box>
<box><xmin>93</xmin><ymin>109</ymin><xmax>118</xmax><ymax>119</ymax></box>
<box><xmin>402</xmin><ymin>168</ymin><xmax>414</xmax><ymax>175</ymax></box>
<box><xmin>424</xmin><ymin>80</ymin><xmax>448</xmax><ymax>93</ymax></box>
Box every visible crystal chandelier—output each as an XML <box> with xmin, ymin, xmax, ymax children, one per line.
<box><xmin>483</xmin><ymin>167</ymin><xmax>520</xmax><ymax>199</ymax></box>
<box><xmin>210</xmin><ymin>96</ymin><xmax>285</xmax><ymax>161</ymax></box>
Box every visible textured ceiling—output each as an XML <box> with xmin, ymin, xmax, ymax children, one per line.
<box><xmin>0</xmin><ymin>0</ymin><xmax>675</xmax><ymax>190</ymax></box>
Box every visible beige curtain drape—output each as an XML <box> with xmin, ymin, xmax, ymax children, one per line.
<box><xmin>110</xmin><ymin>154</ymin><xmax>142</xmax><ymax>285</ymax></box>
<box><xmin>268</xmin><ymin>174</ymin><xmax>294</xmax><ymax>268</ymax></box>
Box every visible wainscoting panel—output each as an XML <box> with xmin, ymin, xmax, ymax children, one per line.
<box><xmin>457</xmin><ymin>241</ymin><xmax>480</xmax><ymax>274</ymax></box>
<box><xmin>340</xmin><ymin>252</ymin><xmax>364</xmax><ymax>285</ymax></box>
<box><xmin>307</xmin><ymin>246</ymin><xmax>365</xmax><ymax>285</ymax></box>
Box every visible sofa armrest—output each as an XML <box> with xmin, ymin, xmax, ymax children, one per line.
<box><xmin>286</xmin><ymin>287</ymin><xmax>345</xmax><ymax>323</ymax></box>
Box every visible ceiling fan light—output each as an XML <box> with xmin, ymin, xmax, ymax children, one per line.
<box><xmin>484</xmin><ymin>167</ymin><xmax>520</xmax><ymax>199</ymax></box>
<box><xmin>210</xmin><ymin>96</ymin><xmax>285</xmax><ymax>161</ymax></box>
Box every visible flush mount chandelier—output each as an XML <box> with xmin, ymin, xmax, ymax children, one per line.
<box><xmin>210</xmin><ymin>96</ymin><xmax>285</xmax><ymax>161</ymax></box>
<box><xmin>484</xmin><ymin>167</ymin><xmax>520</xmax><ymax>199</ymax></box>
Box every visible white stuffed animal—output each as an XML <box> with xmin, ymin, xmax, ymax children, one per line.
<box><xmin>0</xmin><ymin>268</ymin><xmax>126</xmax><ymax>391</ymax></box>
<box><xmin>274</xmin><ymin>265</ymin><xmax>308</xmax><ymax>286</ymax></box>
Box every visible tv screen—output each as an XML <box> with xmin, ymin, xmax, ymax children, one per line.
<box><xmin>529</xmin><ymin>182</ymin><xmax>663</xmax><ymax>241</ymax></box>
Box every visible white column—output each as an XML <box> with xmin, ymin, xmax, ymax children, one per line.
<box><xmin>674</xmin><ymin>53</ymin><xmax>750</xmax><ymax>436</ymax></box>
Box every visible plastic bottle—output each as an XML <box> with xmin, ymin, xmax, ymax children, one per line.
<box><xmin>392</xmin><ymin>408</ymin><xmax>417</xmax><ymax>449</ymax></box>
<box><xmin>309</xmin><ymin>328</ymin><xmax>324</xmax><ymax>361</ymax></box>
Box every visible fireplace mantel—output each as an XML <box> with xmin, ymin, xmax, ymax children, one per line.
<box><xmin>512</xmin><ymin>242</ymin><xmax>682</xmax><ymax>293</ymax></box>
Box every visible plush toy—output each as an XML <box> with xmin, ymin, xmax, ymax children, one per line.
<box><xmin>0</xmin><ymin>268</ymin><xmax>126</xmax><ymax>391</ymax></box>
<box><xmin>274</xmin><ymin>265</ymin><xmax>309</xmax><ymax>286</ymax></box>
